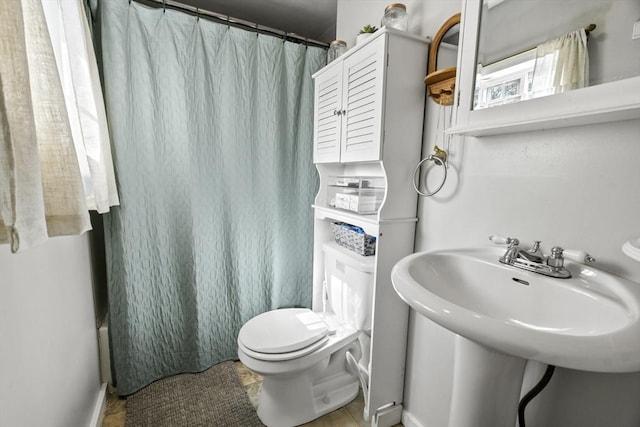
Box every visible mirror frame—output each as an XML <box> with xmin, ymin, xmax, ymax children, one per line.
<box><xmin>448</xmin><ymin>0</ymin><xmax>640</xmax><ymax>137</ymax></box>
<box><xmin>425</xmin><ymin>13</ymin><xmax>461</xmax><ymax>105</ymax></box>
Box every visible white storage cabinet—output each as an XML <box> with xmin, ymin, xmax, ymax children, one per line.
<box><xmin>311</xmin><ymin>28</ymin><xmax>428</xmax><ymax>427</ymax></box>
<box><xmin>313</xmin><ymin>36</ymin><xmax>386</xmax><ymax>163</ymax></box>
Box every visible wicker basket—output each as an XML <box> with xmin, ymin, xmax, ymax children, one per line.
<box><xmin>330</xmin><ymin>222</ymin><xmax>376</xmax><ymax>256</ymax></box>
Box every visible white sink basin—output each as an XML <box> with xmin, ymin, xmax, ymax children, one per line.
<box><xmin>391</xmin><ymin>247</ymin><xmax>640</xmax><ymax>373</ymax></box>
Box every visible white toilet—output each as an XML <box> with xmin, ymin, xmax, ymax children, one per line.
<box><xmin>237</xmin><ymin>242</ymin><xmax>374</xmax><ymax>427</ymax></box>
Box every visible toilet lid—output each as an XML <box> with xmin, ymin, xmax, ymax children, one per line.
<box><xmin>238</xmin><ymin>308</ymin><xmax>329</xmax><ymax>354</ymax></box>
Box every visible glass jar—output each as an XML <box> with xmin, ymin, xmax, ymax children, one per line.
<box><xmin>381</xmin><ymin>3</ymin><xmax>408</xmax><ymax>31</ymax></box>
<box><xmin>327</xmin><ymin>40</ymin><xmax>347</xmax><ymax>63</ymax></box>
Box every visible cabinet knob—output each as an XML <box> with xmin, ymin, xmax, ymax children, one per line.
<box><xmin>333</xmin><ymin>109</ymin><xmax>341</xmax><ymax>116</ymax></box>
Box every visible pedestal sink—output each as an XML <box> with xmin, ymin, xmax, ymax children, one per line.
<box><xmin>391</xmin><ymin>248</ymin><xmax>640</xmax><ymax>427</ymax></box>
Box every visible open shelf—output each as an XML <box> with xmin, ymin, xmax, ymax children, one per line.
<box><xmin>448</xmin><ymin>81</ymin><xmax>640</xmax><ymax>137</ymax></box>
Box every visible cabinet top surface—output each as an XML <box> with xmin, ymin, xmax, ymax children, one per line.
<box><xmin>312</xmin><ymin>27</ymin><xmax>429</xmax><ymax>79</ymax></box>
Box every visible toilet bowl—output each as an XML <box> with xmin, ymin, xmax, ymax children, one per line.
<box><xmin>237</xmin><ymin>242</ymin><xmax>374</xmax><ymax>427</ymax></box>
<box><xmin>238</xmin><ymin>308</ymin><xmax>361</xmax><ymax>426</ymax></box>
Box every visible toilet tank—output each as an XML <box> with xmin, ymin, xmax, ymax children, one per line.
<box><xmin>323</xmin><ymin>242</ymin><xmax>374</xmax><ymax>332</ymax></box>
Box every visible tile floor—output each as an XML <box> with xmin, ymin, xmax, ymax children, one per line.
<box><xmin>102</xmin><ymin>361</ymin><xmax>402</xmax><ymax>427</ymax></box>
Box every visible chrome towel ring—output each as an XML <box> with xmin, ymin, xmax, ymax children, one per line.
<box><xmin>413</xmin><ymin>145</ymin><xmax>448</xmax><ymax>197</ymax></box>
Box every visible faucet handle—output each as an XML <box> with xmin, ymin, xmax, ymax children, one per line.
<box><xmin>563</xmin><ymin>249</ymin><xmax>596</xmax><ymax>263</ymax></box>
<box><xmin>489</xmin><ymin>235</ymin><xmax>519</xmax><ymax>246</ymax></box>
<box><xmin>547</xmin><ymin>246</ymin><xmax>565</xmax><ymax>268</ymax></box>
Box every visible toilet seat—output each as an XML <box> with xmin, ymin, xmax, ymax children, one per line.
<box><xmin>238</xmin><ymin>308</ymin><xmax>330</xmax><ymax>361</ymax></box>
<box><xmin>239</xmin><ymin>335</ymin><xmax>330</xmax><ymax>361</ymax></box>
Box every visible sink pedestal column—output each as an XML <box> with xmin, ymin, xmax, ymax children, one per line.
<box><xmin>448</xmin><ymin>335</ymin><xmax>527</xmax><ymax>427</ymax></box>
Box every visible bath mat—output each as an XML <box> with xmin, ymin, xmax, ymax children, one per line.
<box><xmin>125</xmin><ymin>361</ymin><xmax>264</xmax><ymax>427</ymax></box>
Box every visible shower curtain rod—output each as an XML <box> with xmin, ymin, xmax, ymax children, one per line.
<box><xmin>134</xmin><ymin>0</ymin><xmax>330</xmax><ymax>48</ymax></box>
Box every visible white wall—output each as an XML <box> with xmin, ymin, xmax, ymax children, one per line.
<box><xmin>336</xmin><ymin>1</ymin><xmax>640</xmax><ymax>426</ymax></box>
<box><xmin>0</xmin><ymin>234</ymin><xmax>103</xmax><ymax>427</ymax></box>
<box><xmin>337</xmin><ymin>0</ymin><xmax>460</xmax><ymax>49</ymax></box>
<box><xmin>407</xmin><ymin>119</ymin><xmax>640</xmax><ymax>427</ymax></box>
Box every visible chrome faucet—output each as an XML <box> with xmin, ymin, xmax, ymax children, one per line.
<box><xmin>500</xmin><ymin>240</ymin><xmax>542</xmax><ymax>263</ymax></box>
<box><xmin>489</xmin><ymin>236</ymin><xmax>595</xmax><ymax>279</ymax></box>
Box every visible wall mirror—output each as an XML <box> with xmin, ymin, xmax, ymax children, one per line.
<box><xmin>449</xmin><ymin>0</ymin><xmax>640</xmax><ymax>136</ymax></box>
<box><xmin>474</xmin><ymin>0</ymin><xmax>640</xmax><ymax>110</ymax></box>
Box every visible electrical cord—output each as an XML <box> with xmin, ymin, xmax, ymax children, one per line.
<box><xmin>518</xmin><ymin>364</ymin><xmax>556</xmax><ymax>427</ymax></box>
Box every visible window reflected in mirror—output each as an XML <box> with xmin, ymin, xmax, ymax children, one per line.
<box><xmin>474</xmin><ymin>49</ymin><xmax>535</xmax><ymax>109</ymax></box>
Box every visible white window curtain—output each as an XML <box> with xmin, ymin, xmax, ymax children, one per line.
<box><xmin>42</xmin><ymin>0</ymin><xmax>119</xmax><ymax>213</ymax></box>
<box><xmin>0</xmin><ymin>0</ymin><xmax>118</xmax><ymax>253</ymax></box>
<box><xmin>530</xmin><ymin>28</ymin><xmax>589</xmax><ymax>99</ymax></box>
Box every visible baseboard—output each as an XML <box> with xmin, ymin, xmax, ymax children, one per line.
<box><xmin>401</xmin><ymin>410</ymin><xmax>426</xmax><ymax>427</ymax></box>
<box><xmin>89</xmin><ymin>383</ymin><xmax>108</xmax><ymax>427</ymax></box>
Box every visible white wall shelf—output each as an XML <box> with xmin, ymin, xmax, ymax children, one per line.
<box><xmin>313</xmin><ymin>205</ymin><xmax>379</xmax><ymax>234</ymax></box>
<box><xmin>313</xmin><ymin>205</ymin><xmax>419</xmax><ymax>237</ymax></box>
<box><xmin>448</xmin><ymin>76</ymin><xmax>640</xmax><ymax>137</ymax></box>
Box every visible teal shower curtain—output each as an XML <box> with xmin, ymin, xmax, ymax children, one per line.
<box><xmin>98</xmin><ymin>0</ymin><xmax>325</xmax><ymax>395</ymax></box>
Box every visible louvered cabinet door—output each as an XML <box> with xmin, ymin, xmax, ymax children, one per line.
<box><xmin>340</xmin><ymin>37</ymin><xmax>386</xmax><ymax>163</ymax></box>
<box><xmin>313</xmin><ymin>63</ymin><xmax>343</xmax><ymax>163</ymax></box>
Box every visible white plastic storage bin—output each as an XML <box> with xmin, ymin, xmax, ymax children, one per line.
<box><xmin>327</xmin><ymin>176</ymin><xmax>384</xmax><ymax>214</ymax></box>
<box><xmin>323</xmin><ymin>242</ymin><xmax>374</xmax><ymax>332</ymax></box>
